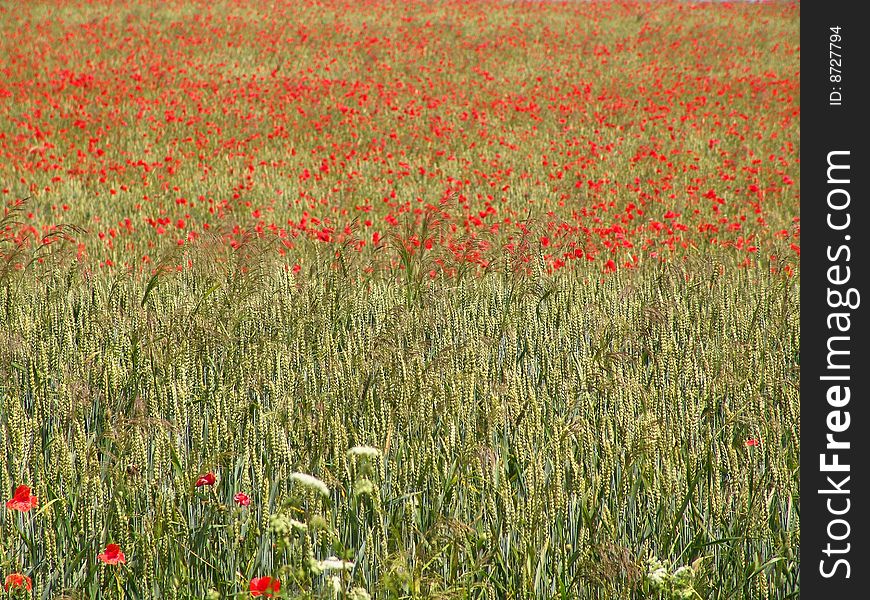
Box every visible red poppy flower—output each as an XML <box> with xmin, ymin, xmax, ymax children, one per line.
<box><xmin>5</xmin><ymin>485</ymin><xmax>38</xmax><ymax>512</ymax></box>
<box><xmin>4</xmin><ymin>573</ymin><xmax>32</xmax><ymax>592</ymax></box>
<box><xmin>249</xmin><ymin>576</ymin><xmax>280</xmax><ymax>597</ymax></box>
<box><xmin>234</xmin><ymin>492</ymin><xmax>251</xmax><ymax>507</ymax></box>
<box><xmin>98</xmin><ymin>543</ymin><xmax>126</xmax><ymax>565</ymax></box>
<box><xmin>195</xmin><ymin>473</ymin><xmax>216</xmax><ymax>487</ymax></box>
<box><xmin>746</xmin><ymin>438</ymin><xmax>760</xmax><ymax>447</ymax></box>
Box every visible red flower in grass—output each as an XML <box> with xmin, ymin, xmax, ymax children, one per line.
<box><xmin>234</xmin><ymin>492</ymin><xmax>251</xmax><ymax>507</ymax></box>
<box><xmin>195</xmin><ymin>472</ymin><xmax>216</xmax><ymax>487</ymax></box>
<box><xmin>98</xmin><ymin>544</ymin><xmax>126</xmax><ymax>565</ymax></box>
<box><xmin>4</xmin><ymin>573</ymin><xmax>32</xmax><ymax>592</ymax></box>
<box><xmin>249</xmin><ymin>576</ymin><xmax>280</xmax><ymax>597</ymax></box>
<box><xmin>6</xmin><ymin>485</ymin><xmax>38</xmax><ymax>512</ymax></box>
<box><xmin>746</xmin><ymin>438</ymin><xmax>760</xmax><ymax>447</ymax></box>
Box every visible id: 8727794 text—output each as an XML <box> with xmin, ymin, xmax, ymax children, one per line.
<box><xmin>829</xmin><ymin>26</ymin><xmax>843</xmax><ymax>106</ymax></box>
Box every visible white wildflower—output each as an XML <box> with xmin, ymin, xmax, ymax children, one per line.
<box><xmin>347</xmin><ymin>445</ymin><xmax>381</xmax><ymax>459</ymax></box>
<box><xmin>318</xmin><ymin>556</ymin><xmax>354</xmax><ymax>571</ymax></box>
<box><xmin>648</xmin><ymin>566</ymin><xmax>669</xmax><ymax>587</ymax></box>
<box><xmin>290</xmin><ymin>472</ymin><xmax>330</xmax><ymax>497</ymax></box>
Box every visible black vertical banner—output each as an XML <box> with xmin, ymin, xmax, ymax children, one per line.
<box><xmin>803</xmin><ymin>3</ymin><xmax>869</xmax><ymax>597</ymax></box>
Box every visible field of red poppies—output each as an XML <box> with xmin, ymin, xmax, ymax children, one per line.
<box><xmin>1</xmin><ymin>1</ymin><xmax>799</xmax><ymax>598</ymax></box>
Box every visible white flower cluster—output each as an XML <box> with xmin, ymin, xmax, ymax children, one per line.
<box><xmin>645</xmin><ymin>555</ymin><xmax>701</xmax><ymax>600</ymax></box>
<box><xmin>347</xmin><ymin>445</ymin><xmax>382</xmax><ymax>459</ymax></box>
<box><xmin>290</xmin><ymin>472</ymin><xmax>330</xmax><ymax>497</ymax></box>
<box><xmin>318</xmin><ymin>556</ymin><xmax>355</xmax><ymax>571</ymax></box>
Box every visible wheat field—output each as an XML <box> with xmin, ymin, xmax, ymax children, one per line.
<box><xmin>1</xmin><ymin>1</ymin><xmax>799</xmax><ymax>598</ymax></box>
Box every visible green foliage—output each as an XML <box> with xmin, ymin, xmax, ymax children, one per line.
<box><xmin>0</xmin><ymin>241</ymin><xmax>799</xmax><ymax>598</ymax></box>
